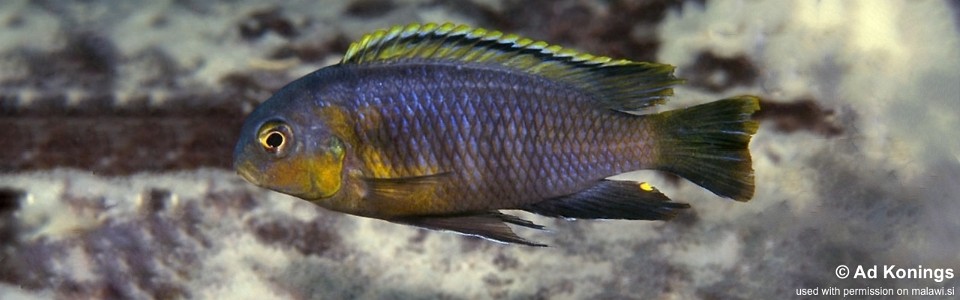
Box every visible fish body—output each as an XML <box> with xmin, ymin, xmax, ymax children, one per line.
<box><xmin>234</xmin><ymin>23</ymin><xmax>760</xmax><ymax>246</ymax></box>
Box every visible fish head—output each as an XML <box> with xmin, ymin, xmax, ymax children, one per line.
<box><xmin>234</xmin><ymin>91</ymin><xmax>347</xmax><ymax>201</ymax></box>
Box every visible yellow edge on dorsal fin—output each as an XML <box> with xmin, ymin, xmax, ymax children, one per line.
<box><xmin>340</xmin><ymin>23</ymin><xmax>683</xmax><ymax>111</ymax></box>
<box><xmin>342</xmin><ymin>23</ymin><xmax>631</xmax><ymax>67</ymax></box>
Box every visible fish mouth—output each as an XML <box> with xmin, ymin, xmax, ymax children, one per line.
<box><xmin>236</xmin><ymin>162</ymin><xmax>261</xmax><ymax>186</ymax></box>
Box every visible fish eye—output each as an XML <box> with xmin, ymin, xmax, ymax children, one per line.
<box><xmin>258</xmin><ymin>122</ymin><xmax>292</xmax><ymax>155</ymax></box>
<box><xmin>265</xmin><ymin>132</ymin><xmax>284</xmax><ymax>148</ymax></box>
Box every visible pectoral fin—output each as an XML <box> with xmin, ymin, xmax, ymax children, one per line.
<box><xmin>524</xmin><ymin>180</ymin><xmax>690</xmax><ymax>220</ymax></box>
<box><xmin>392</xmin><ymin>211</ymin><xmax>547</xmax><ymax>247</ymax></box>
<box><xmin>361</xmin><ymin>172</ymin><xmax>451</xmax><ymax>201</ymax></box>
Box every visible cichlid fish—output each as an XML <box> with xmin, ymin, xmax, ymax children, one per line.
<box><xmin>234</xmin><ymin>23</ymin><xmax>760</xmax><ymax>246</ymax></box>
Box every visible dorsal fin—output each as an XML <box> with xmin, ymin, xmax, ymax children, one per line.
<box><xmin>342</xmin><ymin>23</ymin><xmax>682</xmax><ymax>111</ymax></box>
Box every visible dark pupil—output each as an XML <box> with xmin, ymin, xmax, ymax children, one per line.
<box><xmin>265</xmin><ymin>132</ymin><xmax>284</xmax><ymax>148</ymax></box>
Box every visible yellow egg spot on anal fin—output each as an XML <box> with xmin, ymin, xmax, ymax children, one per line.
<box><xmin>639</xmin><ymin>182</ymin><xmax>654</xmax><ymax>192</ymax></box>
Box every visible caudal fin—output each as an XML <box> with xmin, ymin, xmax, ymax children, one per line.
<box><xmin>653</xmin><ymin>96</ymin><xmax>760</xmax><ymax>201</ymax></box>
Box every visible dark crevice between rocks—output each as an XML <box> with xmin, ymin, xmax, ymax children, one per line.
<box><xmin>755</xmin><ymin>98</ymin><xmax>844</xmax><ymax>137</ymax></box>
<box><xmin>248</xmin><ymin>215</ymin><xmax>342</xmax><ymax>257</ymax></box>
<box><xmin>0</xmin><ymin>111</ymin><xmax>246</xmax><ymax>175</ymax></box>
<box><xmin>492</xmin><ymin>252</ymin><xmax>520</xmax><ymax>271</ymax></box>
<box><xmin>6</xmin><ymin>31</ymin><xmax>119</xmax><ymax>91</ymax></box>
<box><xmin>680</xmin><ymin>51</ymin><xmax>759</xmax><ymax>92</ymax></box>
<box><xmin>0</xmin><ymin>188</ymin><xmax>24</xmax><ymax>249</ymax></box>
<box><xmin>239</xmin><ymin>7</ymin><xmax>300</xmax><ymax>40</ymax></box>
<box><xmin>0</xmin><ymin>188</ymin><xmax>21</xmax><ymax>213</ymax></box>
<box><xmin>268</xmin><ymin>33</ymin><xmax>352</xmax><ymax>63</ymax></box>
<box><xmin>144</xmin><ymin>189</ymin><xmax>173</xmax><ymax>213</ymax></box>
<box><xmin>220</xmin><ymin>71</ymin><xmax>293</xmax><ymax>103</ymax></box>
<box><xmin>345</xmin><ymin>0</ymin><xmax>396</xmax><ymax>18</ymax></box>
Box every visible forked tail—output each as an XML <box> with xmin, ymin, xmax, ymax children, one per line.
<box><xmin>652</xmin><ymin>96</ymin><xmax>760</xmax><ymax>201</ymax></box>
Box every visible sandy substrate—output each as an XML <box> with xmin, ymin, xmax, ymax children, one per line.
<box><xmin>1</xmin><ymin>0</ymin><xmax>959</xmax><ymax>298</ymax></box>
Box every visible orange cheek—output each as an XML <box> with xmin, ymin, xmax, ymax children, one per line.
<box><xmin>262</xmin><ymin>158</ymin><xmax>313</xmax><ymax>196</ymax></box>
<box><xmin>312</xmin><ymin>153</ymin><xmax>343</xmax><ymax>198</ymax></box>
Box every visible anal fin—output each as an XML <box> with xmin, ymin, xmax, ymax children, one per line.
<box><xmin>524</xmin><ymin>180</ymin><xmax>690</xmax><ymax>220</ymax></box>
<box><xmin>392</xmin><ymin>211</ymin><xmax>546</xmax><ymax>247</ymax></box>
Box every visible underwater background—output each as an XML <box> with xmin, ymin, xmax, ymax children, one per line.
<box><xmin>1</xmin><ymin>0</ymin><xmax>958</xmax><ymax>298</ymax></box>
